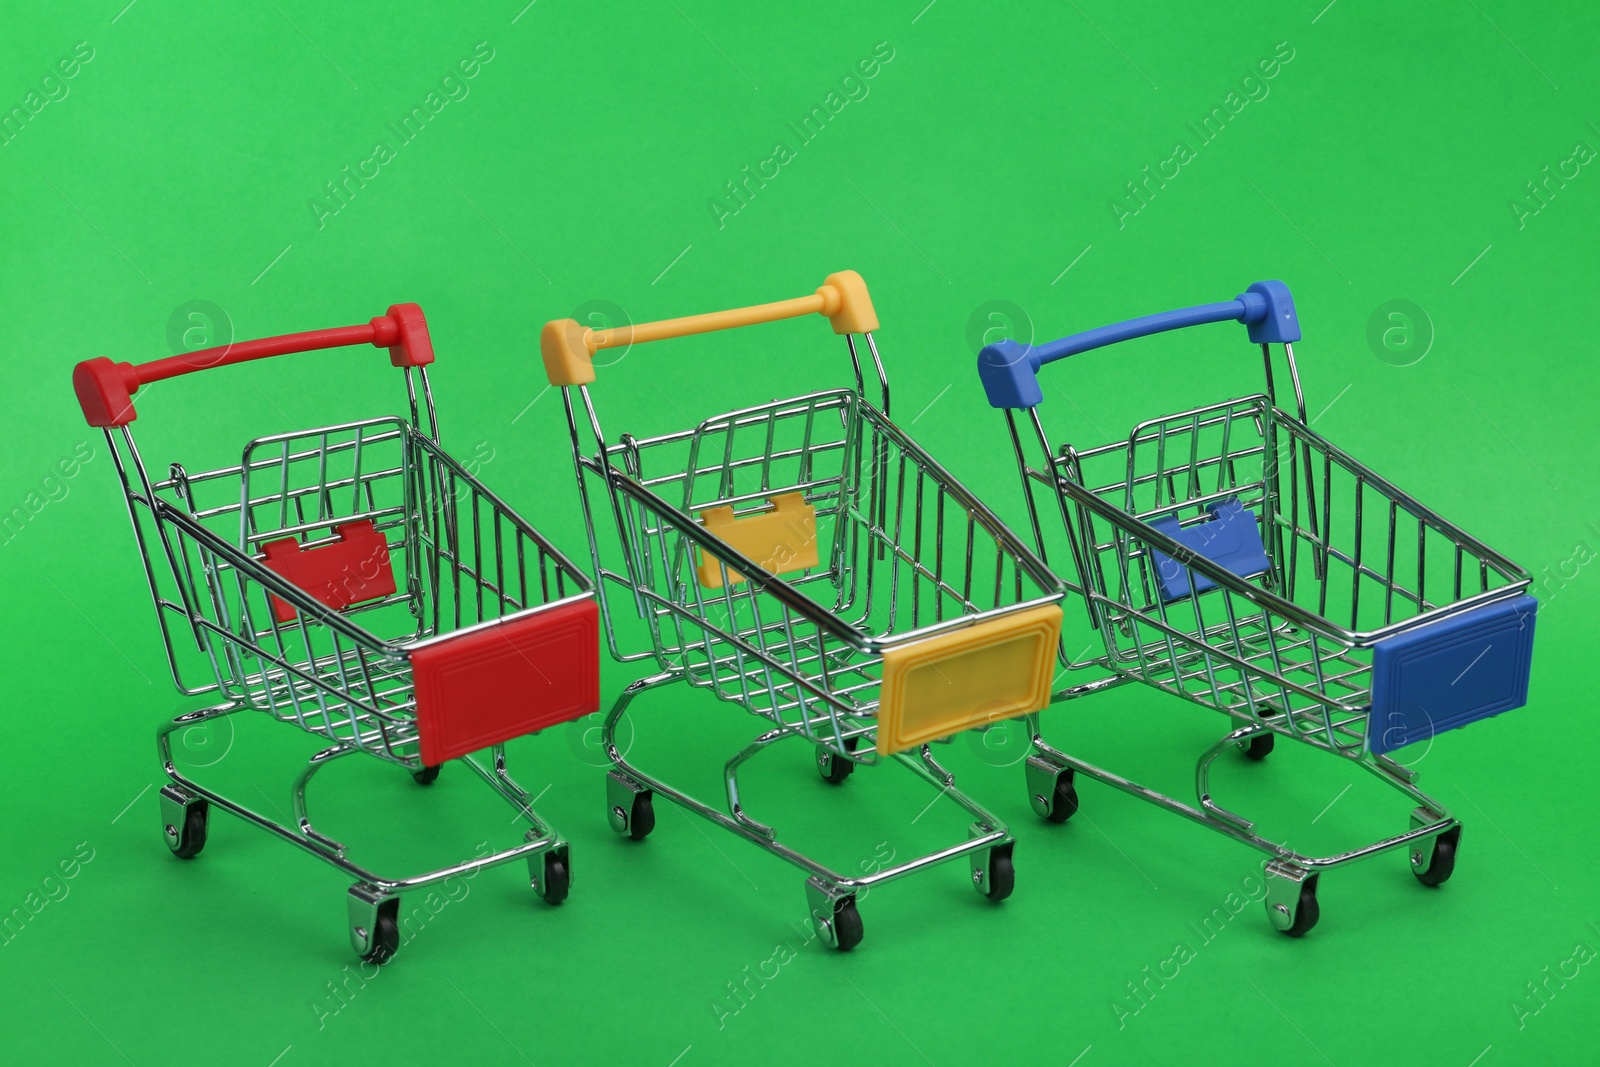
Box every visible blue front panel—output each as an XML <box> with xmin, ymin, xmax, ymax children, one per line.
<box><xmin>1367</xmin><ymin>594</ymin><xmax>1538</xmax><ymax>755</ymax></box>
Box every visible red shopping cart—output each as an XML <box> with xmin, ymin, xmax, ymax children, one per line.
<box><xmin>74</xmin><ymin>305</ymin><xmax>599</xmax><ymax>963</ymax></box>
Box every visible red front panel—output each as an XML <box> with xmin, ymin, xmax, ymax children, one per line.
<box><xmin>411</xmin><ymin>598</ymin><xmax>600</xmax><ymax>766</ymax></box>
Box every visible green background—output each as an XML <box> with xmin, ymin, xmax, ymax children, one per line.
<box><xmin>3</xmin><ymin>1</ymin><xmax>1597</xmax><ymax>1063</ymax></box>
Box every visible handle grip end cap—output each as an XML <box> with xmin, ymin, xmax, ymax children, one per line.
<box><xmin>1240</xmin><ymin>281</ymin><xmax>1300</xmax><ymax>344</ymax></box>
<box><xmin>819</xmin><ymin>270</ymin><xmax>879</xmax><ymax>335</ymax></box>
<box><xmin>381</xmin><ymin>303</ymin><xmax>435</xmax><ymax>368</ymax></box>
<box><xmin>977</xmin><ymin>340</ymin><xmax>1043</xmax><ymax>409</ymax></box>
<box><xmin>74</xmin><ymin>357</ymin><xmax>140</xmax><ymax>427</ymax></box>
<box><xmin>541</xmin><ymin>318</ymin><xmax>595</xmax><ymax>387</ymax></box>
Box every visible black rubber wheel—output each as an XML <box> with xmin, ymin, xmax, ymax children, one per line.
<box><xmin>819</xmin><ymin>753</ymin><xmax>853</xmax><ymax>784</ymax></box>
<box><xmin>1283</xmin><ymin>876</ymin><xmax>1320</xmax><ymax>938</ymax></box>
<box><xmin>627</xmin><ymin>792</ymin><xmax>655</xmax><ymax>842</ymax></box>
<box><xmin>540</xmin><ymin>854</ymin><xmax>571</xmax><ymax>906</ymax></box>
<box><xmin>1044</xmin><ymin>775</ymin><xmax>1079</xmax><ymax>824</ymax></box>
<box><xmin>818</xmin><ymin>736</ymin><xmax>860</xmax><ymax>785</ymax></box>
<box><xmin>412</xmin><ymin>764</ymin><xmax>441</xmax><ymax>785</ymax></box>
<box><xmin>1413</xmin><ymin>826</ymin><xmax>1461</xmax><ymax>887</ymax></box>
<box><xmin>168</xmin><ymin>801</ymin><xmax>209</xmax><ymax>859</ymax></box>
<box><xmin>1246</xmin><ymin>711</ymin><xmax>1285</xmax><ymax>760</ymax></box>
<box><xmin>982</xmin><ymin>845</ymin><xmax>1016</xmax><ymax>902</ymax></box>
<box><xmin>831</xmin><ymin>898</ymin><xmax>864</xmax><ymax>952</ymax></box>
<box><xmin>1243</xmin><ymin>732</ymin><xmax>1275</xmax><ymax>761</ymax></box>
<box><xmin>361</xmin><ymin>902</ymin><xmax>401</xmax><ymax>965</ymax></box>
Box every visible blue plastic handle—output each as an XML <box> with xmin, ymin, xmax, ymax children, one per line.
<box><xmin>977</xmin><ymin>280</ymin><xmax>1300</xmax><ymax>409</ymax></box>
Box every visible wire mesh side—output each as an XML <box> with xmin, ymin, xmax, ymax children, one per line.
<box><xmin>587</xmin><ymin>393</ymin><xmax>1061</xmax><ymax>758</ymax></box>
<box><xmin>1021</xmin><ymin>397</ymin><xmax>1527</xmax><ymax>754</ymax></box>
<box><xmin>125</xmin><ymin>420</ymin><xmax>585</xmax><ymax>766</ymax></box>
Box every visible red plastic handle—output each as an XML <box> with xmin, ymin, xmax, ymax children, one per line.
<box><xmin>73</xmin><ymin>303</ymin><xmax>433</xmax><ymax>427</ymax></box>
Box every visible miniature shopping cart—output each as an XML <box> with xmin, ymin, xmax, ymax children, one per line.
<box><xmin>542</xmin><ymin>272</ymin><xmax>1065</xmax><ymax>950</ymax></box>
<box><xmin>977</xmin><ymin>281</ymin><xmax>1537</xmax><ymax>936</ymax></box>
<box><xmin>74</xmin><ymin>305</ymin><xmax>599</xmax><ymax>964</ymax></box>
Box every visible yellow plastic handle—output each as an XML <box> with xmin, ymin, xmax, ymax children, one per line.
<box><xmin>540</xmin><ymin>270</ymin><xmax>878</xmax><ymax>387</ymax></box>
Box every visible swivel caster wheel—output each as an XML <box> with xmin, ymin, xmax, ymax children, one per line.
<box><xmin>607</xmin><ymin>773</ymin><xmax>655</xmax><ymax>841</ymax></box>
<box><xmin>1264</xmin><ymin>862</ymin><xmax>1320</xmax><ymax>938</ymax></box>
<box><xmin>971</xmin><ymin>840</ymin><xmax>1015</xmax><ymax>902</ymax></box>
<box><xmin>349</xmin><ymin>887</ymin><xmax>402</xmax><ymax>965</ymax></box>
<box><xmin>533</xmin><ymin>845</ymin><xmax>571</xmax><ymax>905</ymax></box>
<box><xmin>159</xmin><ymin>785</ymin><xmax>209</xmax><ymax>859</ymax></box>
<box><xmin>1026</xmin><ymin>756</ymin><xmax>1078</xmax><ymax>824</ymax></box>
<box><xmin>806</xmin><ymin>878</ymin><xmax>864</xmax><ymax>952</ymax></box>
<box><xmin>1411</xmin><ymin>819</ymin><xmax>1461</xmax><ymax>887</ymax></box>
<box><xmin>816</xmin><ymin>735</ymin><xmax>861</xmax><ymax>785</ymax></box>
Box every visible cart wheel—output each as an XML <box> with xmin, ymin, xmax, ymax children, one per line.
<box><xmin>360</xmin><ymin>902</ymin><xmax>401</xmax><ymax>965</ymax></box>
<box><xmin>816</xmin><ymin>750</ymin><xmax>853</xmax><ymax>784</ymax></box>
<box><xmin>608</xmin><ymin>775</ymin><xmax>656</xmax><ymax>841</ymax></box>
<box><xmin>816</xmin><ymin>735</ymin><xmax>860</xmax><ymax>785</ymax></box>
<box><xmin>165</xmin><ymin>799</ymin><xmax>209</xmax><ymax>859</ymax></box>
<box><xmin>1044</xmin><ymin>774</ymin><xmax>1078</xmax><ymax>824</ymax></box>
<box><xmin>411</xmin><ymin>764</ymin><xmax>441</xmax><ymax>786</ymax></box>
<box><xmin>830</xmin><ymin>897</ymin><xmax>864</xmax><ymax>952</ymax></box>
<box><xmin>626</xmin><ymin>791</ymin><xmax>655</xmax><ymax>841</ymax></box>
<box><xmin>974</xmin><ymin>843</ymin><xmax>1015</xmax><ymax>902</ymax></box>
<box><xmin>1278</xmin><ymin>876</ymin><xmax>1320</xmax><ymax>938</ymax></box>
<box><xmin>538</xmin><ymin>852</ymin><xmax>571</xmax><ymax>906</ymax></box>
<box><xmin>1412</xmin><ymin>825</ymin><xmax>1461</xmax><ymax>887</ymax></box>
<box><xmin>1243</xmin><ymin>733</ymin><xmax>1275</xmax><ymax>761</ymax></box>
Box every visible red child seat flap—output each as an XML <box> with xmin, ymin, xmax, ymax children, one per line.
<box><xmin>259</xmin><ymin>520</ymin><xmax>398</xmax><ymax>624</ymax></box>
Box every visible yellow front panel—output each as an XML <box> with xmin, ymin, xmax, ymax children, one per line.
<box><xmin>876</xmin><ymin>605</ymin><xmax>1063</xmax><ymax>755</ymax></box>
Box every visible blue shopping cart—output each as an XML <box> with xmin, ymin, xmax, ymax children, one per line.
<box><xmin>977</xmin><ymin>281</ymin><xmax>1537</xmax><ymax>935</ymax></box>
